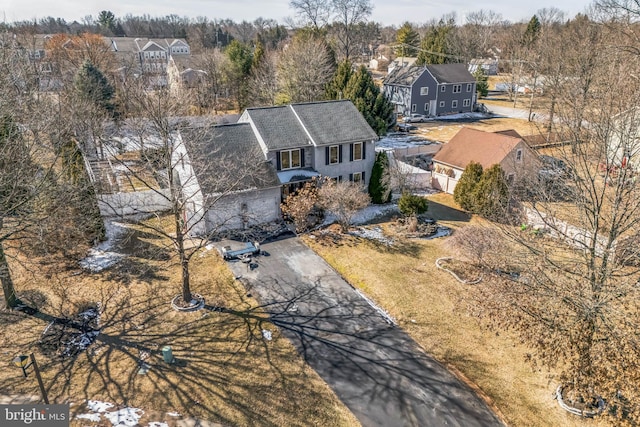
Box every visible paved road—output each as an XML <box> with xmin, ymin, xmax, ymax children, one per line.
<box><xmin>224</xmin><ymin>236</ymin><xmax>504</xmax><ymax>427</ymax></box>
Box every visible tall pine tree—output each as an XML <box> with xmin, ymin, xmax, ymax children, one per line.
<box><xmin>416</xmin><ymin>18</ymin><xmax>455</xmax><ymax>65</ymax></box>
<box><xmin>341</xmin><ymin>65</ymin><xmax>394</xmax><ymax>135</ymax></box>
<box><xmin>395</xmin><ymin>22</ymin><xmax>420</xmax><ymax>57</ymax></box>
<box><xmin>368</xmin><ymin>151</ymin><xmax>391</xmax><ymax>203</ymax></box>
<box><xmin>74</xmin><ymin>60</ymin><xmax>116</xmax><ymax>117</ymax></box>
<box><xmin>325</xmin><ymin>59</ymin><xmax>353</xmax><ymax>100</ymax></box>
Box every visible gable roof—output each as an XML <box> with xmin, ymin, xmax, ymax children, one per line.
<box><xmin>291</xmin><ymin>100</ymin><xmax>378</xmax><ymax>146</ymax></box>
<box><xmin>426</xmin><ymin>63</ymin><xmax>475</xmax><ymax>84</ymax></box>
<box><xmin>383</xmin><ymin>66</ymin><xmax>426</xmax><ymax>86</ymax></box>
<box><xmin>433</xmin><ymin>127</ymin><xmax>524</xmax><ymax>170</ymax></box>
<box><xmin>243</xmin><ymin>105</ymin><xmax>311</xmax><ymax>151</ymax></box>
<box><xmin>181</xmin><ymin>123</ymin><xmax>280</xmax><ymax>194</ymax></box>
<box><xmin>242</xmin><ymin>100</ymin><xmax>377</xmax><ymax>150</ymax></box>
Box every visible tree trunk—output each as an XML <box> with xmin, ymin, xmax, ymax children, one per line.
<box><xmin>174</xmin><ymin>209</ymin><xmax>192</xmax><ymax>303</ymax></box>
<box><xmin>0</xmin><ymin>240</ymin><xmax>18</xmax><ymax>309</ymax></box>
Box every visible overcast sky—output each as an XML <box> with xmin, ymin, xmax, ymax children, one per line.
<box><xmin>1</xmin><ymin>0</ymin><xmax>591</xmax><ymax>26</ymax></box>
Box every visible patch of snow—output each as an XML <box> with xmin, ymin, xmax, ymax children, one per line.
<box><xmin>377</xmin><ymin>133</ymin><xmax>438</xmax><ymax>150</ymax></box>
<box><xmin>80</xmin><ymin>218</ymin><xmax>130</xmax><ymax>272</ymax></box>
<box><xmin>61</xmin><ymin>330</ymin><xmax>100</xmax><ymax>356</ymax></box>
<box><xmin>103</xmin><ymin>407</ymin><xmax>144</xmax><ymax>427</ymax></box>
<box><xmin>76</xmin><ymin>413</ymin><xmax>102</xmax><ymax>422</ymax></box>
<box><xmin>434</xmin><ymin>112</ymin><xmax>489</xmax><ymax>121</ymax></box>
<box><xmin>166</xmin><ymin>412</ymin><xmax>181</xmax><ymax>417</ymax></box>
<box><xmin>79</xmin><ymin>250</ymin><xmax>124</xmax><ymax>272</ymax></box>
<box><xmin>352</xmin><ymin>204</ymin><xmax>400</xmax><ymax>225</ymax></box>
<box><xmin>353</xmin><ymin>287</ymin><xmax>397</xmax><ymax>325</ymax></box>
<box><xmin>87</xmin><ymin>400</ymin><xmax>114</xmax><ymax>413</ymax></box>
<box><xmin>349</xmin><ymin>226</ymin><xmax>394</xmax><ymax>246</ymax></box>
<box><xmin>424</xmin><ymin>226</ymin><xmax>452</xmax><ymax>240</ymax></box>
<box><xmin>262</xmin><ymin>329</ymin><xmax>272</xmax><ymax>341</ymax></box>
<box><xmin>148</xmin><ymin>423</ymin><xmax>169</xmax><ymax>427</ymax></box>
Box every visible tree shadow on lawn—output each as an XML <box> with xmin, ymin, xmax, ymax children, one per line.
<box><xmin>0</xmin><ymin>281</ymin><xmax>355</xmax><ymax>427</ymax></box>
<box><xmin>0</xmin><ymin>273</ymin><xmax>501</xmax><ymax>427</ymax></box>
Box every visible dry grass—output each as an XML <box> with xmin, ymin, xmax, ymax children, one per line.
<box><xmin>303</xmin><ymin>193</ymin><xmax>610</xmax><ymax>427</ymax></box>
<box><xmin>414</xmin><ymin>118</ymin><xmax>544</xmax><ymax>143</ymax></box>
<box><xmin>0</xmin><ymin>217</ymin><xmax>358</xmax><ymax>427</ymax></box>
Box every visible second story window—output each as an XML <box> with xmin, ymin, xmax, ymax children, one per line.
<box><xmin>329</xmin><ymin>145</ymin><xmax>340</xmax><ymax>165</ymax></box>
<box><xmin>351</xmin><ymin>142</ymin><xmax>364</xmax><ymax>161</ymax></box>
<box><xmin>420</xmin><ymin>86</ymin><xmax>429</xmax><ymax>96</ymax></box>
<box><xmin>453</xmin><ymin>84</ymin><xmax>461</xmax><ymax>93</ymax></box>
<box><xmin>467</xmin><ymin>83</ymin><xmax>473</xmax><ymax>92</ymax></box>
<box><xmin>516</xmin><ymin>149</ymin><xmax>523</xmax><ymax>162</ymax></box>
<box><xmin>280</xmin><ymin>149</ymin><xmax>301</xmax><ymax>170</ymax></box>
<box><xmin>440</xmin><ymin>85</ymin><xmax>446</xmax><ymax>92</ymax></box>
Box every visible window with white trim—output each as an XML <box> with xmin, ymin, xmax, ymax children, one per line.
<box><xmin>280</xmin><ymin>149</ymin><xmax>301</xmax><ymax>169</ymax></box>
<box><xmin>353</xmin><ymin>142</ymin><xmax>363</xmax><ymax>161</ymax></box>
<box><xmin>352</xmin><ymin>172</ymin><xmax>363</xmax><ymax>183</ymax></box>
<box><xmin>329</xmin><ymin>145</ymin><xmax>339</xmax><ymax>164</ymax></box>
<box><xmin>440</xmin><ymin>85</ymin><xmax>446</xmax><ymax>92</ymax></box>
<box><xmin>420</xmin><ymin>86</ymin><xmax>429</xmax><ymax>96</ymax></box>
<box><xmin>466</xmin><ymin>83</ymin><xmax>473</xmax><ymax>92</ymax></box>
<box><xmin>463</xmin><ymin>99</ymin><xmax>471</xmax><ymax>107</ymax></box>
<box><xmin>412</xmin><ymin>104</ymin><xmax>417</xmax><ymax>112</ymax></box>
<box><xmin>453</xmin><ymin>84</ymin><xmax>461</xmax><ymax>93</ymax></box>
<box><xmin>424</xmin><ymin>103</ymin><xmax>429</xmax><ymax>113</ymax></box>
<box><xmin>439</xmin><ymin>101</ymin><xmax>445</xmax><ymax>108</ymax></box>
<box><xmin>516</xmin><ymin>149</ymin><xmax>523</xmax><ymax>162</ymax></box>
<box><xmin>452</xmin><ymin>100</ymin><xmax>458</xmax><ymax>108</ymax></box>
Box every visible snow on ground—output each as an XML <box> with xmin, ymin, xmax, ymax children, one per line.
<box><xmin>79</xmin><ymin>218</ymin><xmax>129</xmax><ymax>272</ymax></box>
<box><xmin>76</xmin><ymin>400</ymin><xmax>145</xmax><ymax>427</ymax></box>
<box><xmin>352</xmin><ymin>203</ymin><xmax>400</xmax><ymax>225</ymax></box>
<box><xmin>376</xmin><ymin>132</ymin><xmax>439</xmax><ymax>150</ymax></box>
<box><xmin>349</xmin><ymin>226</ymin><xmax>394</xmax><ymax>246</ymax></box>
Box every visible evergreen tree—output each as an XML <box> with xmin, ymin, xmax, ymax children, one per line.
<box><xmin>522</xmin><ymin>15</ymin><xmax>541</xmax><ymax>47</ymax></box>
<box><xmin>454</xmin><ymin>161</ymin><xmax>483</xmax><ymax>211</ymax></box>
<box><xmin>368</xmin><ymin>151</ymin><xmax>391</xmax><ymax>204</ymax></box>
<box><xmin>325</xmin><ymin>59</ymin><xmax>353</xmax><ymax>100</ymax></box>
<box><xmin>343</xmin><ymin>65</ymin><xmax>394</xmax><ymax>135</ymax></box>
<box><xmin>473</xmin><ymin>164</ymin><xmax>509</xmax><ymax>220</ymax></box>
<box><xmin>395</xmin><ymin>22</ymin><xmax>420</xmax><ymax>57</ymax></box>
<box><xmin>225</xmin><ymin>40</ymin><xmax>254</xmax><ymax>109</ymax></box>
<box><xmin>97</xmin><ymin>10</ymin><xmax>116</xmax><ymax>32</ymax></box>
<box><xmin>473</xmin><ymin>67</ymin><xmax>489</xmax><ymax>98</ymax></box>
<box><xmin>416</xmin><ymin>18</ymin><xmax>455</xmax><ymax>65</ymax></box>
<box><xmin>252</xmin><ymin>37</ymin><xmax>265</xmax><ymax>71</ymax></box>
<box><xmin>74</xmin><ymin>60</ymin><xmax>116</xmax><ymax>117</ymax></box>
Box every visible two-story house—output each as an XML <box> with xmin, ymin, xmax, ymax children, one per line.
<box><xmin>106</xmin><ymin>37</ymin><xmax>190</xmax><ymax>75</ymax></box>
<box><xmin>175</xmin><ymin>100</ymin><xmax>378</xmax><ymax>235</ymax></box>
<box><xmin>383</xmin><ymin>63</ymin><xmax>477</xmax><ymax>118</ymax></box>
<box><xmin>238</xmin><ymin>100</ymin><xmax>379</xmax><ymax>199</ymax></box>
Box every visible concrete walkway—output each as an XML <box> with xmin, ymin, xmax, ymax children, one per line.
<box><xmin>225</xmin><ymin>236</ymin><xmax>504</xmax><ymax>427</ymax></box>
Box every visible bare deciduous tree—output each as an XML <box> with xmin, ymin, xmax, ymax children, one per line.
<box><xmin>318</xmin><ymin>180</ymin><xmax>370</xmax><ymax>232</ymax></box>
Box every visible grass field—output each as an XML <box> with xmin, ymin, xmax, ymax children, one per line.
<box><xmin>304</xmin><ymin>193</ymin><xmax>608</xmax><ymax>427</ymax></box>
<box><xmin>0</xmin><ymin>217</ymin><xmax>358</xmax><ymax>427</ymax></box>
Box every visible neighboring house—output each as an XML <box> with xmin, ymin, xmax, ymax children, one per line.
<box><xmin>106</xmin><ymin>37</ymin><xmax>190</xmax><ymax>75</ymax></box>
<box><xmin>383</xmin><ymin>63</ymin><xmax>477</xmax><ymax>118</ymax></box>
<box><xmin>604</xmin><ymin>108</ymin><xmax>640</xmax><ymax>172</ymax></box>
<box><xmin>238</xmin><ymin>100</ymin><xmax>378</xmax><ymax>199</ymax></box>
<box><xmin>167</xmin><ymin>55</ymin><xmax>206</xmax><ymax>93</ymax></box>
<box><xmin>175</xmin><ymin>122</ymin><xmax>282</xmax><ymax>235</ymax></box>
<box><xmin>387</xmin><ymin>56</ymin><xmax>418</xmax><ymax>74</ymax></box>
<box><xmin>431</xmin><ymin>127</ymin><xmax>541</xmax><ymax>194</ymax></box>
<box><xmin>468</xmin><ymin>58</ymin><xmax>498</xmax><ymax>76</ymax></box>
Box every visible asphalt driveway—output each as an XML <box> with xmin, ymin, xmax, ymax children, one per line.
<box><xmin>223</xmin><ymin>235</ymin><xmax>504</xmax><ymax>427</ymax></box>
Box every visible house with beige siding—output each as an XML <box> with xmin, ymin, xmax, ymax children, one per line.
<box><xmin>431</xmin><ymin>128</ymin><xmax>541</xmax><ymax>194</ymax></box>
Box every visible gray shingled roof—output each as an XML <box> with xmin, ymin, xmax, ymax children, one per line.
<box><xmin>425</xmin><ymin>63</ymin><xmax>475</xmax><ymax>84</ymax></box>
<box><xmin>181</xmin><ymin>123</ymin><xmax>280</xmax><ymax>194</ymax></box>
<box><xmin>383</xmin><ymin>66</ymin><xmax>426</xmax><ymax>86</ymax></box>
<box><xmin>291</xmin><ymin>100</ymin><xmax>378</xmax><ymax>146</ymax></box>
<box><xmin>244</xmin><ymin>105</ymin><xmax>312</xmax><ymax>150</ymax></box>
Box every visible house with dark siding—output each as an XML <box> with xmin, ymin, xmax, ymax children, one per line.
<box><xmin>383</xmin><ymin>63</ymin><xmax>477</xmax><ymax>118</ymax></box>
